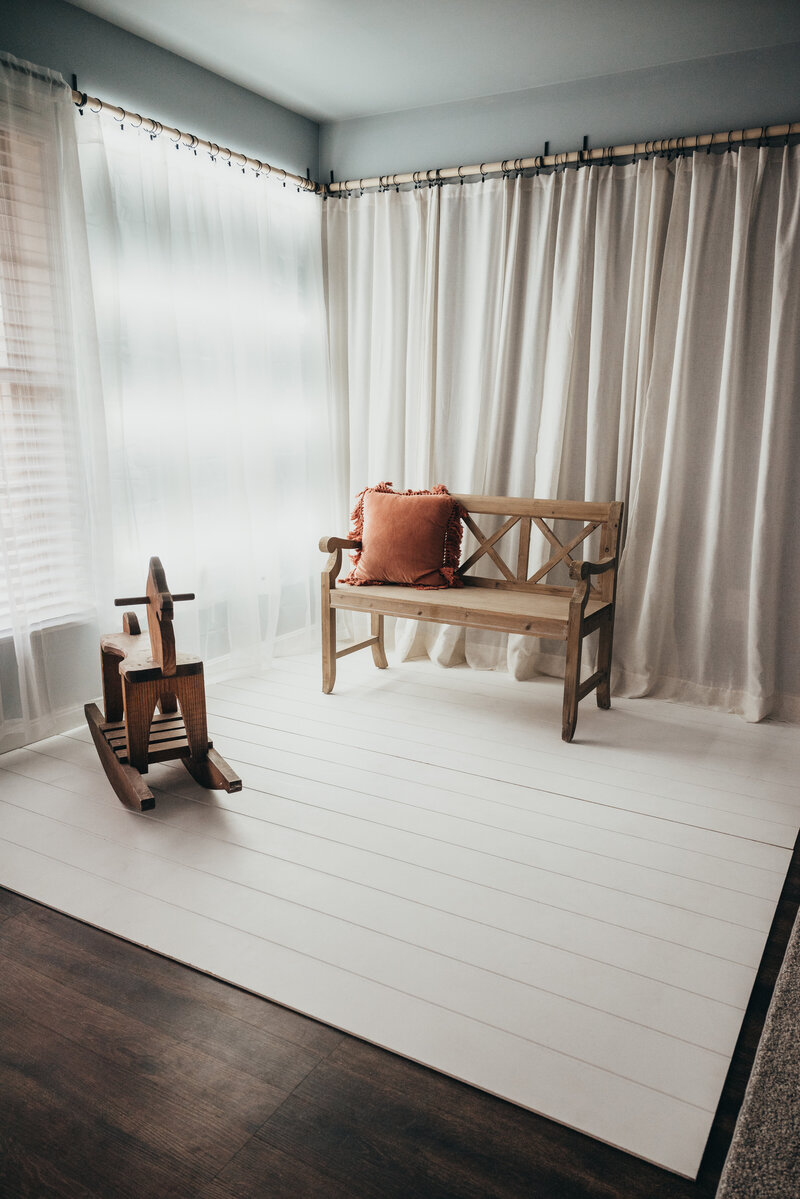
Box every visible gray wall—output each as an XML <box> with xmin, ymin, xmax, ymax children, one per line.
<box><xmin>3</xmin><ymin>0</ymin><xmax>319</xmax><ymax>177</ymax></box>
<box><xmin>320</xmin><ymin>41</ymin><xmax>800</xmax><ymax>182</ymax></box>
<box><xmin>4</xmin><ymin>2</ymin><xmax>797</xmax><ymax>186</ymax></box>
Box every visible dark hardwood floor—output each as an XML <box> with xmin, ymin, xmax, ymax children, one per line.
<box><xmin>1</xmin><ymin>849</ymin><xmax>798</xmax><ymax>1198</ymax></box>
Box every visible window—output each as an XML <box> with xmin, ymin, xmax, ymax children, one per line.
<box><xmin>0</xmin><ymin>125</ymin><xmax>96</xmax><ymax>635</ymax></box>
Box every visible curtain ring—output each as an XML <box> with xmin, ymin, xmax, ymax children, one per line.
<box><xmin>113</xmin><ymin>105</ymin><xmax>125</xmax><ymax>123</ymax></box>
<box><xmin>727</xmin><ymin>129</ymin><xmax>734</xmax><ymax>153</ymax></box>
<box><xmin>479</xmin><ymin>162</ymin><xmax>487</xmax><ymax>181</ymax></box>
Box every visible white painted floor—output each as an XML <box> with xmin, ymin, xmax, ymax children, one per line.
<box><xmin>0</xmin><ymin>652</ymin><xmax>798</xmax><ymax>1178</ymax></box>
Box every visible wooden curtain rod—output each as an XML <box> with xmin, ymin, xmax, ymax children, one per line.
<box><xmin>329</xmin><ymin>121</ymin><xmax>800</xmax><ymax>193</ymax></box>
<box><xmin>71</xmin><ymin>88</ymin><xmax>320</xmax><ymax>192</ymax></box>
<box><xmin>70</xmin><ymin>87</ymin><xmax>799</xmax><ymax>197</ymax></box>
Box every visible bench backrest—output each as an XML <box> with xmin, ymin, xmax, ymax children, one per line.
<box><xmin>451</xmin><ymin>495</ymin><xmax>624</xmax><ymax>602</ymax></box>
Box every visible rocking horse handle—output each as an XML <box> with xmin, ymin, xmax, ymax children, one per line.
<box><xmin>114</xmin><ymin>592</ymin><xmax>195</xmax><ymax>605</ymax></box>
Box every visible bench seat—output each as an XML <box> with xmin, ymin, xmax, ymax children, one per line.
<box><xmin>331</xmin><ymin>583</ymin><xmax>611</xmax><ymax>640</ymax></box>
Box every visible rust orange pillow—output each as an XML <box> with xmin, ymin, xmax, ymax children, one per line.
<box><xmin>340</xmin><ymin>483</ymin><xmax>465</xmax><ymax>589</ymax></box>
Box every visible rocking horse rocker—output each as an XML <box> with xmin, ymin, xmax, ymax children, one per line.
<box><xmin>85</xmin><ymin>557</ymin><xmax>242</xmax><ymax>811</ymax></box>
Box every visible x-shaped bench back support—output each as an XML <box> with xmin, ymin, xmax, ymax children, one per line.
<box><xmin>454</xmin><ymin>497</ymin><xmax>622</xmax><ymax>602</ymax></box>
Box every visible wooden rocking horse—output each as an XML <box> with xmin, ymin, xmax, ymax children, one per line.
<box><xmin>85</xmin><ymin>557</ymin><xmax>242</xmax><ymax>811</ymax></box>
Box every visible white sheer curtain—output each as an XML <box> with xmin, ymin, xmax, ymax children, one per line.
<box><xmin>0</xmin><ymin>54</ymin><xmax>109</xmax><ymax>752</ymax></box>
<box><xmin>324</xmin><ymin>147</ymin><xmax>800</xmax><ymax>721</ymax></box>
<box><xmin>76</xmin><ymin>112</ymin><xmax>333</xmax><ymax>674</ymax></box>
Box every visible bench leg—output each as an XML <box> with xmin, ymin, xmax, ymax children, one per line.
<box><xmin>562</xmin><ymin>616</ymin><xmax>584</xmax><ymax>743</ymax></box>
<box><xmin>371</xmin><ymin>614</ymin><xmax>388</xmax><ymax>669</ymax></box>
<box><xmin>322</xmin><ymin>601</ymin><xmax>336</xmax><ymax>694</ymax></box>
<box><xmin>596</xmin><ymin>612</ymin><xmax>614</xmax><ymax>710</ymax></box>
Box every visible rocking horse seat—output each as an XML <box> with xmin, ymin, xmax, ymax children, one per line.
<box><xmin>99</xmin><ymin>630</ymin><xmax>203</xmax><ymax>682</ymax></box>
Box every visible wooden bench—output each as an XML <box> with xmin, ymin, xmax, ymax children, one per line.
<box><xmin>320</xmin><ymin>495</ymin><xmax>623</xmax><ymax>741</ymax></box>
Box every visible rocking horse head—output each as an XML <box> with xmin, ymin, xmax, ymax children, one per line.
<box><xmin>114</xmin><ymin>556</ymin><xmax>195</xmax><ymax>677</ymax></box>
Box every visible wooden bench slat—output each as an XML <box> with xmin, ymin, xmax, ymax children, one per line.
<box><xmin>451</xmin><ymin>495</ymin><xmax>616</xmax><ymax>521</ymax></box>
<box><xmin>331</xmin><ymin>583</ymin><xmax>609</xmax><ymax>640</ymax></box>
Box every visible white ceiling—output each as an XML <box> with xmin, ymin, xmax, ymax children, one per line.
<box><xmin>66</xmin><ymin>0</ymin><xmax>800</xmax><ymax>123</ymax></box>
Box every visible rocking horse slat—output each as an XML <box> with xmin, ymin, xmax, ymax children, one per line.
<box><xmin>114</xmin><ymin>738</ymin><xmax>192</xmax><ymax>765</ymax></box>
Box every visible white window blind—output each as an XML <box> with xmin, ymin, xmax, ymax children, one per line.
<box><xmin>0</xmin><ymin>124</ymin><xmax>95</xmax><ymax>634</ymax></box>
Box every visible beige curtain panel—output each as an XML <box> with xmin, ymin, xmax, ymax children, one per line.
<box><xmin>324</xmin><ymin>147</ymin><xmax>800</xmax><ymax>722</ymax></box>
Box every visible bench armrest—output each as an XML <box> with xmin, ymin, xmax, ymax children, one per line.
<box><xmin>320</xmin><ymin>536</ymin><xmax>361</xmax><ymax>590</ymax></box>
<box><xmin>568</xmin><ymin>556</ymin><xmax>617</xmax><ymax>582</ymax></box>
<box><xmin>319</xmin><ymin>536</ymin><xmax>361</xmax><ymax>553</ymax></box>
